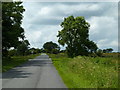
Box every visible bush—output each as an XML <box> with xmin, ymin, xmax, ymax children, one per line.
<box><xmin>96</xmin><ymin>49</ymin><xmax>103</xmax><ymax>57</ymax></box>
<box><xmin>52</xmin><ymin>49</ymin><xmax>59</xmax><ymax>54</ymax></box>
<box><xmin>8</xmin><ymin>49</ymin><xmax>17</xmax><ymax>56</ymax></box>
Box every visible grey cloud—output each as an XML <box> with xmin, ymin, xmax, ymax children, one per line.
<box><xmin>24</xmin><ymin>2</ymin><xmax>117</xmax><ymax>25</ymax></box>
<box><xmin>22</xmin><ymin>2</ymin><xmax>118</xmax><ymax>51</ymax></box>
<box><xmin>31</xmin><ymin>18</ymin><xmax>62</xmax><ymax>25</ymax></box>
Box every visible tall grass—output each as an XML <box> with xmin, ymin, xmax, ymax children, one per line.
<box><xmin>49</xmin><ymin>53</ymin><xmax>118</xmax><ymax>88</ymax></box>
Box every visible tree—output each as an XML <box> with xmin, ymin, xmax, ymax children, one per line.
<box><xmin>8</xmin><ymin>49</ymin><xmax>17</xmax><ymax>56</ymax></box>
<box><xmin>43</xmin><ymin>41</ymin><xmax>60</xmax><ymax>53</ymax></box>
<box><xmin>103</xmin><ymin>48</ymin><xmax>113</xmax><ymax>53</ymax></box>
<box><xmin>57</xmin><ymin>16</ymin><xmax>98</xmax><ymax>57</ymax></box>
<box><xmin>35</xmin><ymin>48</ymin><xmax>41</xmax><ymax>53</ymax></box>
<box><xmin>17</xmin><ymin>40</ymin><xmax>30</xmax><ymax>56</ymax></box>
<box><xmin>103</xmin><ymin>49</ymin><xmax>107</xmax><ymax>53</ymax></box>
<box><xmin>107</xmin><ymin>48</ymin><xmax>113</xmax><ymax>53</ymax></box>
<box><xmin>2</xmin><ymin>2</ymin><xmax>25</xmax><ymax>57</ymax></box>
<box><xmin>96</xmin><ymin>49</ymin><xmax>103</xmax><ymax>57</ymax></box>
<box><xmin>29</xmin><ymin>48</ymin><xmax>36</xmax><ymax>54</ymax></box>
<box><xmin>40</xmin><ymin>48</ymin><xmax>45</xmax><ymax>53</ymax></box>
<box><xmin>86</xmin><ymin>40</ymin><xmax>98</xmax><ymax>53</ymax></box>
<box><xmin>29</xmin><ymin>48</ymin><xmax>41</xmax><ymax>54</ymax></box>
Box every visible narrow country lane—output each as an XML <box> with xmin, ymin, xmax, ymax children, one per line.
<box><xmin>2</xmin><ymin>53</ymin><xmax>67</xmax><ymax>89</ymax></box>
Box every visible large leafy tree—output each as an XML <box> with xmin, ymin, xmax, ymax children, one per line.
<box><xmin>43</xmin><ymin>41</ymin><xmax>60</xmax><ymax>53</ymax></box>
<box><xmin>2</xmin><ymin>2</ymin><xmax>25</xmax><ymax>57</ymax></box>
<box><xmin>57</xmin><ymin>16</ymin><xmax>98</xmax><ymax>57</ymax></box>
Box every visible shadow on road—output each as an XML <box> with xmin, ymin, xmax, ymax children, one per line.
<box><xmin>2</xmin><ymin>55</ymin><xmax>52</xmax><ymax>79</ymax></box>
<box><xmin>2</xmin><ymin>69</ymin><xmax>32</xmax><ymax>79</ymax></box>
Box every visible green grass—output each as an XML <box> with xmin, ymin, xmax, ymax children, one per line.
<box><xmin>2</xmin><ymin>53</ymin><xmax>41</xmax><ymax>72</ymax></box>
<box><xmin>48</xmin><ymin>53</ymin><xmax>118</xmax><ymax>88</ymax></box>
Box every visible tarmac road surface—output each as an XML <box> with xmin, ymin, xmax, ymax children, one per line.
<box><xmin>2</xmin><ymin>53</ymin><xmax>67</xmax><ymax>88</ymax></box>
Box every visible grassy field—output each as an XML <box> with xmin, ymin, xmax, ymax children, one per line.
<box><xmin>2</xmin><ymin>53</ymin><xmax>41</xmax><ymax>72</ymax></box>
<box><xmin>48</xmin><ymin>53</ymin><xmax>118</xmax><ymax>88</ymax></box>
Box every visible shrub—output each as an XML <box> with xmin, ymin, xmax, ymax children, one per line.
<box><xmin>52</xmin><ymin>49</ymin><xmax>59</xmax><ymax>54</ymax></box>
<box><xmin>96</xmin><ymin>49</ymin><xmax>103</xmax><ymax>57</ymax></box>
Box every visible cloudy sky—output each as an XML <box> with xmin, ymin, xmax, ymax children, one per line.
<box><xmin>21</xmin><ymin>2</ymin><xmax>118</xmax><ymax>51</ymax></box>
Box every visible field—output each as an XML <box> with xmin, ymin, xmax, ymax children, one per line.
<box><xmin>2</xmin><ymin>53</ymin><xmax>41</xmax><ymax>72</ymax></box>
<box><xmin>48</xmin><ymin>53</ymin><xmax>119</xmax><ymax>88</ymax></box>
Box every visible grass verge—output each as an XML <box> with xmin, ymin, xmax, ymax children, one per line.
<box><xmin>2</xmin><ymin>53</ymin><xmax>41</xmax><ymax>72</ymax></box>
<box><xmin>48</xmin><ymin>53</ymin><xmax>118</xmax><ymax>88</ymax></box>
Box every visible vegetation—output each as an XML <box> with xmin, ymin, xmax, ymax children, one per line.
<box><xmin>2</xmin><ymin>2</ymin><xmax>118</xmax><ymax>89</ymax></box>
<box><xmin>2</xmin><ymin>53</ymin><xmax>41</xmax><ymax>72</ymax></box>
<box><xmin>96</xmin><ymin>49</ymin><xmax>103</xmax><ymax>57</ymax></box>
<box><xmin>103</xmin><ymin>48</ymin><xmax>113</xmax><ymax>53</ymax></box>
<box><xmin>48</xmin><ymin>53</ymin><xmax>118</xmax><ymax>88</ymax></box>
<box><xmin>2</xmin><ymin>2</ymin><xmax>25</xmax><ymax>57</ymax></box>
<box><xmin>43</xmin><ymin>41</ymin><xmax>60</xmax><ymax>54</ymax></box>
<box><xmin>2</xmin><ymin>2</ymin><xmax>42</xmax><ymax>72</ymax></box>
<box><xmin>57</xmin><ymin>16</ymin><xmax>98</xmax><ymax>57</ymax></box>
<box><xmin>29</xmin><ymin>48</ymin><xmax>41</xmax><ymax>54</ymax></box>
<box><xmin>16</xmin><ymin>40</ymin><xmax>30</xmax><ymax>56</ymax></box>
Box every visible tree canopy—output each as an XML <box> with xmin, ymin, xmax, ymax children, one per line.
<box><xmin>29</xmin><ymin>48</ymin><xmax>41</xmax><ymax>54</ymax></box>
<box><xmin>103</xmin><ymin>48</ymin><xmax>113</xmax><ymax>53</ymax></box>
<box><xmin>57</xmin><ymin>16</ymin><xmax>98</xmax><ymax>57</ymax></box>
<box><xmin>2</xmin><ymin>2</ymin><xmax>25</xmax><ymax>57</ymax></box>
<box><xmin>17</xmin><ymin>40</ymin><xmax>30</xmax><ymax>56</ymax></box>
<box><xmin>43</xmin><ymin>41</ymin><xmax>60</xmax><ymax>54</ymax></box>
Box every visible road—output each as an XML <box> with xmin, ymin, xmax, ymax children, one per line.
<box><xmin>2</xmin><ymin>54</ymin><xmax>67</xmax><ymax>89</ymax></box>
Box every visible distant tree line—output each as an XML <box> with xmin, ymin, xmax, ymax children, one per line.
<box><xmin>103</xmin><ymin>48</ymin><xmax>113</xmax><ymax>53</ymax></box>
<box><xmin>2</xmin><ymin>2</ymin><xmax>114</xmax><ymax>60</ymax></box>
<box><xmin>8</xmin><ymin>47</ymin><xmax>42</xmax><ymax>56</ymax></box>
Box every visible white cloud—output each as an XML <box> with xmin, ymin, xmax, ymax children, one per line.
<box><xmin>25</xmin><ymin>30</ymin><xmax>42</xmax><ymax>42</ymax></box>
<box><xmin>24</xmin><ymin>25</ymin><xmax>61</xmax><ymax>48</ymax></box>
<box><xmin>109</xmin><ymin>41</ymin><xmax>118</xmax><ymax>47</ymax></box>
<box><xmin>88</xmin><ymin>16</ymin><xmax>118</xmax><ymax>36</ymax></box>
<box><xmin>97</xmin><ymin>39</ymin><xmax>118</xmax><ymax>51</ymax></box>
<box><xmin>22</xmin><ymin>2</ymin><xmax>118</xmax><ymax>51</ymax></box>
<box><xmin>87</xmin><ymin>15</ymin><xmax>118</xmax><ymax>51</ymax></box>
<box><xmin>38</xmin><ymin>7</ymin><xmax>52</xmax><ymax>15</ymax></box>
<box><xmin>97</xmin><ymin>38</ymin><xmax>118</xmax><ymax>48</ymax></box>
<box><xmin>55</xmin><ymin>3</ymin><xmax>101</xmax><ymax>15</ymax></box>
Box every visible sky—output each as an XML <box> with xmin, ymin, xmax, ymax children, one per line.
<box><xmin>21</xmin><ymin>2</ymin><xmax>118</xmax><ymax>51</ymax></box>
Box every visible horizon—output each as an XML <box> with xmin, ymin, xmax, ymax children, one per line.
<box><xmin>21</xmin><ymin>2</ymin><xmax>118</xmax><ymax>52</ymax></box>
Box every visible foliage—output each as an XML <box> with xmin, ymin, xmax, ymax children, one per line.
<box><xmin>96</xmin><ymin>49</ymin><xmax>103</xmax><ymax>57</ymax></box>
<box><xmin>40</xmin><ymin>48</ymin><xmax>45</xmax><ymax>53</ymax></box>
<box><xmin>34</xmin><ymin>48</ymin><xmax>41</xmax><ymax>53</ymax></box>
<box><xmin>51</xmin><ymin>49</ymin><xmax>59</xmax><ymax>54</ymax></box>
<box><xmin>103</xmin><ymin>48</ymin><xmax>113</xmax><ymax>53</ymax></box>
<box><xmin>60</xmin><ymin>50</ymin><xmax>66</xmax><ymax>53</ymax></box>
<box><xmin>29</xmin><ymin>48</ymin><xmax>41</xmax><ymax>54</ymax></box>
<box><xmin>57</xmin><ymin>16</ymin><xmax>98</xmax><ymax>57</ymax></box>
<box><xmin>2</xmin><ymin>2</ymin><xmax>25</xmax><ymax>57</ymax></box>
<box><xmin>49</xmin><ymin>53</ymin><xmax>118</xmax><ymax>88</ymax></box>
<box><xmin>43</xmin><ymin>41</ymin><xmax>60</xmax><ymax>54</ymax></box>
<box><xmin>16</xmin><ymin>40</ymin><xmax>30</xmax><ymax>56</ymax></box>
<box><xmin>2</xmin><ymin>53</ymin><xmax>41</xmax><ymax>72</ymax></box>
<box><xmin>102</xmin><ymin>53</ymin><xmax>119</xmax><ymax>57</ymax></box>
<box><xmin>8</xmin><ymin>49</ymin><xmax>17</xmax><ymax>56</ymax></box>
